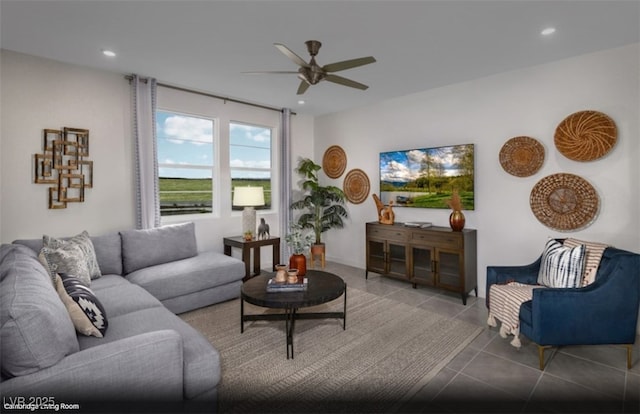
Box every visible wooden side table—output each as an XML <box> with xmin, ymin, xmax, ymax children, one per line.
<box><xmin>223</xmin><ymin>236</ymin><xmax>280</xmax><ymax>281</ymax></box>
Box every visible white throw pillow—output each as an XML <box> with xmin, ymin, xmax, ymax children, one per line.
<box><xmin>537</xmin><ymin>239</ymin><xmax>586</xmax><ymax>288</ymax></box>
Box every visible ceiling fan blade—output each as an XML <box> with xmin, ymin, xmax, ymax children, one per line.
<box><xmin>274</xmin><ymin>43</ymin><xmax>310</xmax><ymax>68</ymax></box>
<box><xmin>322</xmin><ymin>56</ymin><xmax>376</xmax><ymax>73</ymax></box>
<box><xmin>297</xmin><ymin>80</ymin><xmax>310</xmax><ymax>95</ymax></box>
<box><xmin>324</xmin><ymin>74</ymin><xmax>369</xmax><ymax>90</ymax></box>
<box><xmin>242</xmin><ymin>71</ymin><xmax>300</xmax><ymax>75</ymax></box>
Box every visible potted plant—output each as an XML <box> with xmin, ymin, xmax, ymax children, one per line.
<box><xmin>290</xmin><ymin>158</ymin><xmax>349</xmax><ymax>260</ymax></box>
<box><xmin>284</xmin><ymin>223</ymin><xmax>314</xmax><ymax>276</ymax></box>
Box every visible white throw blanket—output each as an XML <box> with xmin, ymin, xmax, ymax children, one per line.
<box><xmin>487</xmin><ymin>282</ymin><xmax>543</xmax><ymax>348</ymax></box>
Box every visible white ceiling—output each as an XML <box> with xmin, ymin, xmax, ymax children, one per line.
<box><xmin>1</xmin><ymin>1</ymin><xmax>638</xmax><ymax>116</ymax></box>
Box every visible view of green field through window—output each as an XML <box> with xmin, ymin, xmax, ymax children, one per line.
<box><xmin>157</xmin><ymin>111</ymin><xmax>272</xmax><ymax>216</ymax></box>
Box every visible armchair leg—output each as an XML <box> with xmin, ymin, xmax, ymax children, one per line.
<box><xmin>537</xmin><ymin>345</ymin><xmax>552</xmax><ymax>370</ymax></box>
<box><xmin>624</xmin><ymin>344</ymin><xmax>633</xmax><ymax>369</ymax></box>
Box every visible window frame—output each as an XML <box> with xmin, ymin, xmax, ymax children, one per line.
<box><xmin>156</xmin><ymin>109</ymin><xmax>218</xmax><ymax>218</ymax></box>
<box><xmin>229</xmin><ymin>120</ymin><xmax>275</xmax><ymax>212</ymax></box>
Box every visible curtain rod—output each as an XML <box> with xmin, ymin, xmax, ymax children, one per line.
<box><xmin>126</xmin><ymin>75</ymin><xmax>294</xmax><ymax>115</ymax></box>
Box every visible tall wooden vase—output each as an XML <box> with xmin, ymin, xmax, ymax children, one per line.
<box><xmin>449</xmin><ymin>210</ymin><xmax>465</xmax><ymax>231</ymax></box>
<box><xmin>289</xmin><ymin>254</ymin><xmax>307</xmax><ymax>276</ymax></box>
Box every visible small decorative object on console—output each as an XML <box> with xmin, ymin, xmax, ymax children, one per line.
<box><xmin>446</xmin><ymin>189</ymin><xmax>465</xmax><ymax>231</ymax></box>
<box><xmin>403</xmin><ymin>222</ymin><xmax>432</xmax><ymax>228</ymax></box>
<box><xmin>372</xmin><ymin>193</ymin><xmax>395</xmax><ymax>224</ymax></box>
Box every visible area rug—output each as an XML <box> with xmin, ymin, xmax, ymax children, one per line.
<box><xmin>181</xmin><ymin>287</ymin><xmax>482</xmax><ymax>413</ymax></box>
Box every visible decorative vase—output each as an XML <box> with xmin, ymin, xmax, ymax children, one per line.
<box><xmin>287</xmin><ymin>269</ymin><xmax>299</xmax><ymax>284</ymax></box>
<box><xmin>449</xmin><ymin>210</ymin><xmax>465</xmax><ymax>231</ymax></box>
<box><xmin>289</xmin><ymin>254</ymin><xmax>307</xmax><ymax>277</ymax></box>
<box><xmin>274</xmin><ymin>264</ymin><xmax>287</xmax><ymax>283</ymax></box>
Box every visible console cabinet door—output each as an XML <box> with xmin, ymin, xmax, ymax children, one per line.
<box><xmin>435</xmin><ymin>248</ymin><xmax>464</xmax><ymax>291</ymax></box>
<box><xmin>387</xmin><ymin>241</ymin><xmax>409</xmax><ymax>278</ymax></box>
<box><xmin>366</xmin><ymin>238</ymin><xmax>386</xmax><ymax>274</ymax></box>
<box><xmin>411</xmin><ymin>245</ymin><xmax>435</xmax><ymax>286</ymax></box>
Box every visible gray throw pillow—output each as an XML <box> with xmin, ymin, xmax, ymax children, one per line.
<box><xmin>44</xmin><ymin>231</ymin><xmax>102</xmax><ymax>280</ymax></box>
<box><xmin>39</xmin><ymin>243</ymin><xmax>92</xmax><ymax>286</ymax></box>
<box><xmin>120</xmin><ymin>222</ymin><xmax>198</xmax><ymax>274</ymax></box>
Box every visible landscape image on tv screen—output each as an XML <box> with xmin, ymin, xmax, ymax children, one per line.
<box><xmin>379</xmin><ymin>144</ymin><xmax>474</xmax><ymax>209</ymax></box>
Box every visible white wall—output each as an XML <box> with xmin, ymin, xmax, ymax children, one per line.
<box><xmin>0</xmin><ymin>50</ymin><xmax>315</xmax><ymax>268</ymax></box>
<box><xmin>314</xmin><ymin>44</ymin><xmax>640</xmax><ymax>298</ymax></box>
<box><xmin>1</xmin><ymin>50</ymin><xmax>136</xmax><ymax>241</ymax></box>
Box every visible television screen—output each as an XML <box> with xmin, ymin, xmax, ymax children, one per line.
<box><xmin>379</xmin><ymin>144</ymin><xmax>474</xmax><ymax>209</ymax></box>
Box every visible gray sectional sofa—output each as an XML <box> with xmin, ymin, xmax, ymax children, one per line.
<box><xmin>1</xmin><ymin>222</ymin><xmax>245</xmax><ymax>412</ymax></box>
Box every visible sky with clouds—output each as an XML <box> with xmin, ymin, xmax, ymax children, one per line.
<box><xmin>157</xmin><ymin>111</ymin><xmax>271</xmax><ymax>179</ymax></box>
<box><xmin>379</xmin><ymin>145</ymin><xmax>471</xmax><ymax>183</ymax></box>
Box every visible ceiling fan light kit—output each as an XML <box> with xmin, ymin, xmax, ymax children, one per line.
<box><xmin>248</xmin><ymin>40</ymin><xmax>376</xmax><ymax>95</ymax></box>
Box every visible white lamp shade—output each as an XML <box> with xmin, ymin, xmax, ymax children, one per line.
<box><xmin>233</xmin><ymin>186</ymin><xmax>265</xmax><ymax>207</ymax></box>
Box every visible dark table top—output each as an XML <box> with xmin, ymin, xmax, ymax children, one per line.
<box><xmin>241</xmin><ymin>270</ymin><xmax>346</xmax><ymax>309</ymax></box>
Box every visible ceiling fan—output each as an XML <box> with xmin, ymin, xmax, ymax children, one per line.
<box><xmin>245</xmin><ymin>40</ymin><xmax>376</xmax><ymax>95</ymax></box>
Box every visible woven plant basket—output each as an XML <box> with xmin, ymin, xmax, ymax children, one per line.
<box><xmin>554</xmin><ymin>110</ymin><xmax>617</xmax><ymax>161</ymax></box>
<box><xmin>530</xmin><ymin>173</ymin><xmax>599</xmax><ymax>231</ymax></box>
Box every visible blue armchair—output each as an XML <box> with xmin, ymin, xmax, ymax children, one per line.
<box><xmin>486</xmin><ymin>245</ymin><xmax>640</xmax><ymax>370</ymax></box>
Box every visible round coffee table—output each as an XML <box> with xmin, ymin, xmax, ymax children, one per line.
<box><xmin>241</xmin><ymin>269</ymin><xmax>347</xmax><ymax>359</ymax></box>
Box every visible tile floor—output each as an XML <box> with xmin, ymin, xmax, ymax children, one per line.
<box><xmin>320</xmin><ymin>261</ymin><xmax>640</xmax><ymax>414</ymax></box>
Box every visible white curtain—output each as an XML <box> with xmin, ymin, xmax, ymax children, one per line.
<box><xmin>131</xmin><ymin>75</ymin><xmax>160</xmax><ymax>229</ymax></box>
<box><xmin>279</xmin><ymin>108</ymin><xmax>292</xmax><ymax>262</ymax></box>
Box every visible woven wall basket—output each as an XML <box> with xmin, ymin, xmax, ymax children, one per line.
<box><xmin>554</xmin><ymin>110</ymin><xmax>617</xmax><ymax>161</ymax></box>
<box><xmin>343</xmin><ymin>168</ymin><xmax>370</xmax><ymax>204</ymax></box>
<box><xmin>322</xmin><ymin>145</ymin><xmax>347</xmax><ymax>179</ymax></box>
<box><xmin>530</xmin><ymin>173</ymin><xmax>599</xmax><ymax>231</ymax></box>
<box><xmin>499</xmin><ymin>136</ymin><xmax>545</xmax><ymax>177</ymax></box>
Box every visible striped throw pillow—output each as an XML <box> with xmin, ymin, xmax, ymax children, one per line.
<box><xmin>537</xmin><ymin>239</ymin><xmax>586</xmax><ymax>288</ymax></box>
<box><xmin>563</xmin><ymin>238</ymin><xmax>608</xmax><ymax>286</ymax></box>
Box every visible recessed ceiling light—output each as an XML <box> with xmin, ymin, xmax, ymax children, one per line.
<box><xmin>102</xmin><ymin>49</ymin><xmax>116</xmax><ymax>57</ymax></box>
<box><xmin>541</xmin><ymin>27</ymin><xmax>556</xmax><ymax>36</ymax></box>
<box><xmin>298</xmin><ymin>100</ymin><xmax>305</xmax><ymax>105</ymax></box>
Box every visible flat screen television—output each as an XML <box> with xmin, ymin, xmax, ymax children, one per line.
<box><xmin>379</xmin><ymin>144</ymin><xmax>475</xmax><ymax>209</ymax></box>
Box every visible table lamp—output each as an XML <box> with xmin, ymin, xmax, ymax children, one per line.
<box><xmin>233</xmin><ymin>186</ymin><xmax>265</xmax><ymax>237</ymax></box>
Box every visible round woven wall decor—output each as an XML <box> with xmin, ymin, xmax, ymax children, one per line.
<box><xmin>343</xmin><ymin>169</ymin><xmax>370</xmax><ymax>204</ymax></box>
<box><xmin>499</xmin><ymin>136</ymin><xmax>545</xmax><ymax>177</ymax></box>
<box><xmin>322</xmin><ymin>145</ymin><xmax>347</xmax><ymax>178</ymax></box>
<box><xmin>529</xmin><ymin>173</ymin><xmax>599</xmax><ymax>231</ymax></box>
<box><xmin>554</xmin><ymin>110</ymin><xmax>617</xmax><ymax>161</ymax></box>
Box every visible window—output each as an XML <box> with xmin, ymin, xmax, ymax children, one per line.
<box><xmin>156</xmin><ymin>110</ymin><xmax>214</xmax><ymax>216</ymax></box>
<box><xmin>229</xmin><ymin>122</ymin><xmax>272</xmax><ymax>210</ymax></box>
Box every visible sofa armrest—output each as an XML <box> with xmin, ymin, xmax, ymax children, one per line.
<box><xmin>485</xmin><ymin>257</ymin><xmax>541</xmax><ymax>307</ymax></box>
<box><xmin>2</xmin><ymin>330</ymin><xmax>184</xmax><ymax>402</ymax></box>
<box><xmin>529</xmin><ymin>264</ymin><xmax>640</xmax><ymax>345</ymax></box>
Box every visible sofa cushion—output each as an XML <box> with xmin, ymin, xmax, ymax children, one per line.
<box><xmin>0</xmin><ymin>244</ymin><xmax>79</xmax><ymax>377</ymax></box>
<box><xmin>44</xmin><ymin>231</ymin><xmax>101</xmax><ymax>280</ymax></box>
<box><xmin>125</xmin><ymin>251</ymin><xmax>245</xmax><ymax>302</ymax></box>
<box><xmin>120</xmin><ymin>222</ymin><xmax>197</xmax><ymax>274</ymax></box>
<box><xmin>537</xmin><ymin>239</ymin><xmax>586</xmax><ymax>288</ymax></box>
<box><xmin>77</xmin><ymin>307</ymin><xmax>220</xmax><ymax>399</ymax></box>
<box><xmin>90</xmin><ymin>233</ymin><xmax>123</xmax><ymax>275</ymax></box>
<box><xmin>91</xmin><ymin>275</ymin><xmax>164</xmax><ymax>318</ymax></box>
